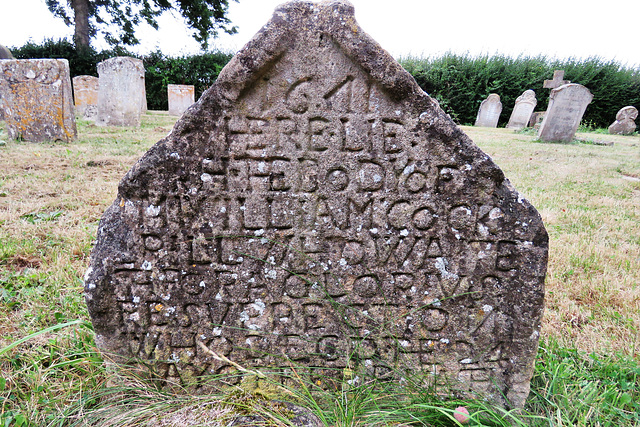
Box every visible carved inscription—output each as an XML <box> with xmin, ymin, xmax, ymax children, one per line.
<box><xmin>86</xmin><ymin>1</ymin><xmax>547</xmax><ymax>409</ymax></box>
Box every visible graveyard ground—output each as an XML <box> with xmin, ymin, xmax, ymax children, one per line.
<box><xmin>0</xmin><ymin>114</ymin><xmax>639</xmax><ymax>425</ymax></box>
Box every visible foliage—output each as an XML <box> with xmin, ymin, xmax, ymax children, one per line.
<box><xmin>143</xmin><ymin>50</ymin><xmax>233</xmax><ymax>110</ymax></box>
<box><xmin>400</xmin><ymin>53</ymin><xmax>640</xmax><ymax>128</ymax></box>
<box><xmin>44</xmin><ymin>0</ymin><xmax>237</xmax><ymax>50</ymax></box>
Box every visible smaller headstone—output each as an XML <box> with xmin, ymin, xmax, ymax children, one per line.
<box><xmin>529</xmin><ymin>111</ymin><xmax>545</xmax><ymax>129</ymax></box>
<box><xmin>0</xmin><ymin>44</ymin><xmax>14</xmax><ymax>59</ymax></box>
<box><xmin>73</xmin><ymin>75</ymin><xmax>99</xmax><ymax>120</ymax></box>
<box><xmin>507</xmin><ymin>90</ymin><xmax>537</xmax><ymax>130</ymax></box>
<box><xmin>537</xmin><ymin>83</ymin><xmax>593</xmax><ymax>142</ymax></box>
<box><xmin>543</xmin><ymin>70</ymin><xmax>570</xmax><ymax>89</ymax></box>
<box><xmin>608</xmin><ymin>106</ymin><xmax>637</xmax><ymax>135</ymax></box>
<box><xmin>474</xmin><ymin>93</ymin><xmax>502</xmax><ymax>127</ymax></box>
<box><xmin>96</xmin><ymin>57</ymin><xmax>145</xmax><ymax>127</ymax></box>
<box><xmin>0</xmin><ymin>44</ymin><xmax>14</xmax><ymax>121</ymax></box>
<box><xmin>167</xmin><ymin>84</ymin><xmax>195</xmax><ymax>116</ymax></box>
<box><xmin>0</xmin><ymin>59</ymin><xmax>76</xmax><ymax>142</ymax></box>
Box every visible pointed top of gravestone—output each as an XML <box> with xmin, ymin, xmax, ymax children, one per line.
<box><xmin>86</xmin><ymin>0</ymin><xmax>548</xmax><ymax>410</ymax></box>
<box><xmin>543</xmin><ymin>70</ymin><xmax>570</xmax><ymax>89</ymax></box>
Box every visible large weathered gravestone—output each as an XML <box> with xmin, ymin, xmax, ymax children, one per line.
<box><xmin>96</xmin><ymin>57</ymin><xmax>145</xmax><ymax>127</ymax></box>
<box><xmin>608</xmin><ymin>106</ymin><xmax>637</xmax><ymax>135</ymax></box>
<box><xmin>474</xmin><ymin>94</ymin><xmax>502</xmax><ymax>127</ymax></box>
<box><xmin>0</xmin><ymin>59</ymin><xmax>76</xmax><ymax>142</ymax></box>
<box><xmin>84</xmin><ymin>0</ymin><xmax>548</xmax><ymax>409</ymax></box>
<box><xmin>168</xmin><ymin>84</ymin><xmax>195</xmax><ymax>116</ymax></box>
<box><xmin>537</xmin><ymin>84</ymin><xmax>593</xmax><ymax>142</ymax></box>
<box><xmin>506</xmin><ymin>90</ymin><xmax>537</xmax><ymax>130</ymax></box>
<box><xmin>73</xmin><ymin>75</ymin><xmax>99</xmax><ymax>119</ymax></box>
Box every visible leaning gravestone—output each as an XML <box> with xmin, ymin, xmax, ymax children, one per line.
<box><xmin>73</xmin><ymin>75</ymin><xmax>99</xmax><ymax>120</ymax></box>
<box><xmin>537</xmin><ymin>83</ymin><xmax>593</xmax><ymax>142</ymax></box>
<box><xmin>506</xmin><ymin>90</ymin><xmax>537</xmax><ymax>130</ymax></box>
<box><xmin>84</xmin><ymin>0</ymin><xmax>548</xmax><ymax>409</ymax></box>
<box><xmin>474</xmin><ymin>94</ymin><xmax>502</xmax><ymax>127</ymax></box>
<box><xmin>96</xmin><ymin>57</ymin><xmax>145</xmax><ymax>127</ymax></box>
<box><xmin>608</xmin><ymin>106</ymin><xmax>637</xmax><ymax>135</ymax></box>
<box><xmin>0</xmin><ymin>59</ymin><xmax>76</xmax><ymax>142</ymax></box>
<box><xmin>167</xmin><ymin>84</ymin><xmax>195</xmax><ymax>116</ymax></box>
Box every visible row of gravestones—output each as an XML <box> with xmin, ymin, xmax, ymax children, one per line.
<box><xmin>0</xmin><ymin>56</ymin><xmax>195</xmax><ymax>143</ymax></box>
<box><xmin>474</xmin><ymin>70</ymin><xmax>638</xmax><ymax>141</ymax></box>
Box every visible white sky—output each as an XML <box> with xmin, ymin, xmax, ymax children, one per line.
<box><xmin>1</xmin><ymin>0</ymin><xmax>639</xmax><ymax>67</ymax></box>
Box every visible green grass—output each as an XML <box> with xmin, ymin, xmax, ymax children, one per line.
<box><xmin>1</xmin><ymin>116</ymin><xmax>639</xmax><ymax>425</ymax></box>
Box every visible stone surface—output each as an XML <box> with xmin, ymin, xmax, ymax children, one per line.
<box><xmin>474</xmin><ymin>94</ymin><xmax>502</xmax><ymax>127</ymax></box>
<box><xmin>506</xmin><ymin>90</ymin><xmax>537</xmax><ymax>130</ymax></box>
<box><xmin>537</xmin><ymin>83</ymin><xmax>593</xmax><ymax>142</ymax></box>
<box><xmin>543</xmin><ymin>70</ymin><xmax>569</xmax><ymax>89</ymax></box>
<box><xmin>0</xmin><ymin>59</ymin><xmax>76</xmax><ymax>142</ymax></box>
<box><xmin>96</xmin><ymin>56</ymin><xmax>145</xmax><ymax>127</ymax></box>
<box><xmin>528</xmin><ymin>111</ymin><xmax>545</xmax><ymax>129</ymax></box>
<box><xmin>608</xmin><ymin>106</ymin><xmax>637</xmax><ymax>135</ymax></box>
<box><xmin>168</xmin><ymin>84</ymin><xmax>196</xmax><ymax>116</ymax></box>
<box><xmin>73</xmin><ymin>75</ymin><xmax>99</xmax><ymax>119</ymax></box>
<box><xmin>84</xmin><ymin>0</ymin><xmax>548</xmax><ymax>409</ymax></box>
<box><xmin>0</xmin><ymin>44</ymin><xmax>13</xmax><ymax>60</ymax></box>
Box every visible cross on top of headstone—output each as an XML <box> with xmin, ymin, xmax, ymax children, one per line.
<box><xmin>543</xmin><ymin>70</ymin><xmax>570</xmax><ymax>89</ymax></box>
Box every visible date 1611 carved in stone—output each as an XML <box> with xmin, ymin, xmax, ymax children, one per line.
<box><xmin>84</xmin><ymin>0</ymin><xmax>548</xmax><ymax>409</ymax></box>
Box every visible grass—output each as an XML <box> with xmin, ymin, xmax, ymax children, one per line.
<box><xmin>1</xmin><ymin>116</ymin><xmax>639</xmax><ymax>426</ymax></box>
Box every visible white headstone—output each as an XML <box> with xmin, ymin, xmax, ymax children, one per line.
<box><xmin>474</xmin><ymin>94</ymin><xmax>502</xmax><ymax>127</ymax></box>
<box><xmin>537</xmin><ymin>84</ymin><xmax>593</xmax><ymax>142</ymax></box>
<box><xmin>168</xmin><ymin>84</ymin><xmax>195</xmax><ymax>116</ymax></box>
<box><xmin>506</xmin><ymin>90</ymin><xmax>537</xmax><ymax>130</ymax></box>
<box><xmin>96</xmin><ymin>57</ymin><xmax>145</xmax><ymax>127</ymax></box>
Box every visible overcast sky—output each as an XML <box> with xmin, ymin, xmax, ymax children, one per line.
<box><xmin>2</xmin><ymin>0</ymin><xmax>639</xmax><ymax>67</ymax></box>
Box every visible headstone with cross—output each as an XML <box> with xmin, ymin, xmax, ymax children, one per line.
<box><xmin>543</xmin><ymin>70</ymin><xmax>570</xmax><ymax>90</ymax></box>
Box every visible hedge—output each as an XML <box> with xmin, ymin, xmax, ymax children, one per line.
<box><xmin>9</xmin><ymin>39</ymin><xmax>640</xmax><ymax>129</ymax></box>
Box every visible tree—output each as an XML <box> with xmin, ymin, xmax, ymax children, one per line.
<box><xmin>44</xmin><ymin>0</ymin><xmax>237</xmax><ymax>51</ymax></box>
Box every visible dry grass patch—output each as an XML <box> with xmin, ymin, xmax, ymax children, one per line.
<box><xmin>1</xmin><ymin>118</ymin><xmax>639</xmax><ymax>425</ymax></box>
<box><xmin>463</xmin><ymin>126</ymin><xmax>640</xmax><ymax>357</ymax></box>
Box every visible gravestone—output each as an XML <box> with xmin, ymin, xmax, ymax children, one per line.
<box><xmin>0</xmin><ymin>59</ymin><xmax>76</xmax><ymax>142</ymax></box>
<box><xmin>96</xmin><ymin>57</ymin><xmax>145</xmax><ymax>127</ymax></box>
<box><xmin>0</xmin><ymin>44</ymin><xmax>14</xmax><ymax>121</ymax></box>
<box><xmin>543</xmin><ymin>70</ymin><xmax>570</xmax><ymax>90</ymax></box>
<box><xmin>506</xmin><ymin>90</ymin><xmax>537</xmax><ymax>130</ymax></box>
<box><xmin>73</xmin><ymin>75</ymin><xmax>99</xmax><ymax>119</ymax></box>
<box><xmin>84</xmin><ymin>0</ymin><xmax>548</xmax><ymax>409</ymax></box>
<box><xmin>0</xmin><ymin>44</ymin><xmax>14</xmax><ymax>60</ymax></box>
<box><xmin>529</xmin><ymin>111</ymin><xmax>545</xmax><ymax>129</ymax></box>
<box><xmin>474</xmin><ymin>94</ymin><xmax>502</xmax><ymax>127</ymax></box>
<box><xmin>537</xmin><ymin>83</ymin><xmax>593</xmax><ymax>142</ymax></box>
<box><xmin>608</xmin><ymin>106</ymin><xmax>637</xmax><ymax>135</ymax></box>
<box><xmin>168</xmin><ymin>84</ymin><xmax>195</xmax><ymax>116</ymax></box>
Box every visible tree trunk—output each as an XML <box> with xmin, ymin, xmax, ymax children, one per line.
<box><xmin>70</xmin><ymin>0</ymin><xmax>91</xmax><ymax>50</ymax></box>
